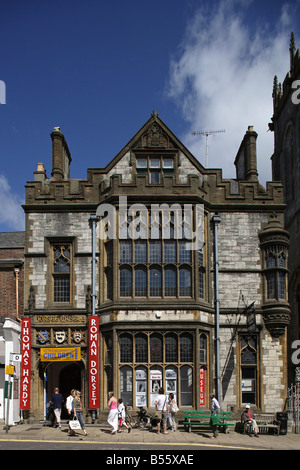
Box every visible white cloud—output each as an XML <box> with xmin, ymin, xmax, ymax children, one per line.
<box><xmin>0</xmin><ymin>175</ymin><xmax>24</xmax><ymax>231</ymax></box>
<box><xmin>167</xmin><ymin>0</ymin><xmax>297</xmax><ymax>185</ymax></box>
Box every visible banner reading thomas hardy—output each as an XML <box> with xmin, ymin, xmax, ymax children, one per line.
<box><xmin>20</xmin><ymin>318</ymin><xmax>31</xmax><ymax>410</ymax></box>
<box><xmin>89</xmin><ymin>316</ymin><xmax>99</xmax><ymax>409</ymax></box>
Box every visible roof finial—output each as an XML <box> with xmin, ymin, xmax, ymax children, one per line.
<box><xmin>151</xmin><ymin>110</ymin><xmax>159</xmax><ymax>119</ymax></box>
<box><xmin>290</xmin><ymin>32</ymin><xmax>296</xmax><ymax>76</ymax></box>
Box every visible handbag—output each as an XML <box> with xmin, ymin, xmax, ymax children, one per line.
<box><xmin>69</xmin><ymin>418</ymin><xmax>81</xmax><ymax>430</ymax></box>
<box><xmin>172</xmin><ymin>403</ymin><xmax>179</xmax><ymax>413</ymax></box>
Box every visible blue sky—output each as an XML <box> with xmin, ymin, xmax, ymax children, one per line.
<box><xmin>0</xmin><ymin>0</ymin><xmax>299</xmax><ymax>232</ymax></box>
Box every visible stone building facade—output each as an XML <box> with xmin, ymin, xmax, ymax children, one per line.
<box><xmin>22</xmin><ymin>113</ymin><xmax>290</xmax><ymax>421</ymax></box>
<box><xmin>270</xmin><ymin>33</ymin><xmax>300</xmax><ymax>384</ymax></box>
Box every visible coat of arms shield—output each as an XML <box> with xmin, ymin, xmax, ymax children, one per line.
<box><xmin>55</xmin><ymin>331</ymin><xmax>66</xmax><ymax>343</ymax></box>
<box><xmin>73</xmin><ymin>331</ymin><xmax>82</xmax><ymax>343</ymax></box>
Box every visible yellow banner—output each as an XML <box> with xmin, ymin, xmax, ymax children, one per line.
<box><xmin>40</xmin><ymin>347</ymin><xmax>81</xmax><ymax>362</ymax></box>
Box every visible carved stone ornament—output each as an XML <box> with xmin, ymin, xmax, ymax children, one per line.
<box><xmin>28</xmin><ymin>285</ymin><xmax>35</xmax><ymax>313</ymax></box>
<box><xmin>135</xmin><ymin>123</ymin><xmax>176</xmax><ymax>149</ymax></box>
<box><xmin>262</xmin><ymin>303</ymin><xmax>291</xmax><ymax>338</ymax></box>
<box><xmin>55</xmin><ymin>331</ymin><xmax>66</xmax><ymax>343</ymax></box>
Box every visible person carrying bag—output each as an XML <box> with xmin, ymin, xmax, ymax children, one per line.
<box><xmin>167</xmin><ymin>392</ymin><xmax>178</xmax><ymax>432</ymax></box>
<box><xmin>155</xmin><ymin>387</ymin><xmax>169</xmax><ymax>435</ymax></box>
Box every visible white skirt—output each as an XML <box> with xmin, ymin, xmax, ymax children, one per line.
<box><xmin>107</xmin><ymin>409</ymin><xmax>118</xmax><ymax>432</ymax></box>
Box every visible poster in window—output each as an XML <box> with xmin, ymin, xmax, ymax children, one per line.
<box><xmin>165</xmin><ymin>368</ymin><xmax>177</xmax><ymax>398</ymax></box>
<box><xmin>150</xmin><ymin>369</ymin><xmax>162</xmax><ymax>406</ymax></box>
<box><xmin>136</xmin><ymin>368</ymin><xmax>147</xmax><ymax>407</ymax></box>
<box><xmin>242</xmin><ymin>379</ymin><xmax>254</xmax><ymax>392</ymax></box>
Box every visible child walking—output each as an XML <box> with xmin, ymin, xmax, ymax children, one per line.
<box><xmin>117</xmin><ymin>398</ymin><xmax>131</xmax><ymax>433</ymax></box>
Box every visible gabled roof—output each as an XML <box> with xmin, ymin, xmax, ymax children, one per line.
<box><xmin>102</xmin><ymin>110</ymin><xmax>205</xmax><ymax>173</ymax></box>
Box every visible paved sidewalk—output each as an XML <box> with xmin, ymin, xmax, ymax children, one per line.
<box><xmin>1</xmin><ymin>421</ymin><xmax>300</xmax><ymax>450</ymax></box>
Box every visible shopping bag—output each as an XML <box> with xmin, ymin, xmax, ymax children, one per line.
<box><xmin>172</xmin><ymin>404</ymin><xmax>179</xmax><ymax>413</ymax></box>
<box><xmin>69</xmin><ymin>418</ymin><xmax>81</xmax><ymax>430</ymax></box>
<box><xmin>211</xmin><ymin>413</ymin><xmax>220</xmax><ymax>425</ymax></box>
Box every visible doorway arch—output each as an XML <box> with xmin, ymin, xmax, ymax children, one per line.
<box><xmin>45</xmin><ymin>361</ymin><xmax>83</xmax><ymax>419</ymax></box>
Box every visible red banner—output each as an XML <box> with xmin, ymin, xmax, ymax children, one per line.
<box><xmin>88</xmin><ymin>316</ymin><xmax>99</xmax><ymax>408</ymax></box>
<box><xmin>199</xmin><ymin>368</ymin><xmax>205</xmax><ymax>406</ymax></box>
<box><xmin>20</xmin><ymin>318</ymin><xmax>31</xmax><ymax>410</ymax></box>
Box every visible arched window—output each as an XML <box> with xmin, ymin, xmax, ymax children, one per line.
<box><xmin>120</xmin><ymin>366</ymin><xmax>133</xmax><ymax>407</ymax></box>
<box><xmin>199</xmin><ymin>270</ymin><xmax>204</xmax><ymax>299</ymax></box>
<box><xmin>135</xmin><ymin>334</ymin><xmax>148</xmax><ymax>362</ymax></box>
<box><xmin>120</xmin><ymin>267</ymin><xmax>132</xmax><ymax>297</ymax></box>
<box><xmin>265</xmin><ymin>250</ymin><xmax>287</xmax><ymax>300</ymax></box>
<box><xmin>136</xmin><ymin>366</ymin><xmax>148</xmax><ymax>407</ymax></box>
<box><xmin>135</xmin><ymin>267</ymin><xmax>147</xmax><ymax>296</ymax></box>
<box><xmin>119</xmin><ymin>334</ymin><xmax>133</xmax><ymax>363</ymax></box>
<box><xmin>179</xmin><ymin>267</ymin><xmax>191</xmax><ymax>296</ymax></box>
<box><xmin>164</xmin><ymin>266</ymin><xmax>176</xmax><ymax>296</ymax></box>
<box><xmin>200</xmin><ymin>334</ymin><xmax>207</xmax><ymax>363</ymax></box>
<box><xmin>165</xmin><ymin>333</ymin><xmax>178</xmax><ymax>362</ymax></box>
<box><xmin>150</xmin><ymin>267</ymin><xmax>162</xmax><ymax>296</ymax></box>
<box><xmin>150</xmin><ymin>334</ymin><xmax>163</xmax><ymax>362</ymax></box>
<box><xmin>180</xmin><ymin>365</ymin><xmax>193</xmax><ymax>406</ymax></box>
<box><xmin>180</xmin><ymin>334</ymin><xmax>193</xmax><ymax>362</ymax></box>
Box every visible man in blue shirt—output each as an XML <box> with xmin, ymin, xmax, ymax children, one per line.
<box><xmin>50</xmin><ymin>387</ymin><xmax>64</xmax><ymax>429</ymax></box>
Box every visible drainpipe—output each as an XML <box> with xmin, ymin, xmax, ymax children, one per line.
<box><xmin>89</xmin><ymin>215</ymin><xmax>99</xmax><ymax>316</ymax></box>
<box><xmin>212</xmin><ymin>214</ymin><xmax>221</xmax><ymax>404</ymax></box>
<box><xmin>14</xmin><ymin>268</ymin><xmax>20</xmax><ymax>321</ymax></box>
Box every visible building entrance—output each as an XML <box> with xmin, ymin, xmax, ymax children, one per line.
<box><xmin>45</xmin><ymin>361</ymin><xmax>82</xmax><ymax>419</ymax></box>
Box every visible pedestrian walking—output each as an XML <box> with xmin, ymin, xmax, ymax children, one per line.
<box><xmin>50</xmin><ymin>387</ymin><xmax>64</xmax><ymax>430</ymax></box>
<box><xmin>117</xmin><ymin>398</ymin><xmax>131</xmax><ymax>433</ymax></box>
<box><xmin>210</xmin><ymin>393</ymin><xmax>220</xmax><ymax>438</ymax></box>
<box><xmin>66</xmin><ymin>389</ymin><xmax>75</xmax><ymax>418</ymax></box>
<box><xmin>107</xmin><ymin>391</ymin><xmax>118</xmax><ymax>434</ymax></box>
<box><xmin>73</xmin><ymin>390</ymin><xmax>89</xmax><ymax>436</ymax></box>
<box><xmin>66</xmin><ymin>389</ymin><xmax>75</xmax><ymax>436</ymax></box>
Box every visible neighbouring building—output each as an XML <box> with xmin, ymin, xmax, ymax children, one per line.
<box><xmin>22</xmin><ymin>112</ymin><xmax>291</xmax><ymax>422</ymax></box>
<box><xmin>0</xmin><ymin>231</ymin><xmax>25</xmax><ymax>424</ymax></box>
<box><xmin>270</xmin><ymin>32</ymin><xmax>300</xmax><ymax>385</ymax></box>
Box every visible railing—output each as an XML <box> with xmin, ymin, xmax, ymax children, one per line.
<box><xmin>286</xmin><ymin>383</ymin><xmax>300</xmax><ymax>433</ymax></box>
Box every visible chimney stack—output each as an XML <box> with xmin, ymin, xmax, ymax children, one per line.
<box><xmin>50</xmin><ymin>127</ymin><xmax>71</xmax><ymax>180</ymax></box>
<box><xmin>234</xmin><ymin>126</ymin><xmax>258</xmax><ymax>182</ymax></box>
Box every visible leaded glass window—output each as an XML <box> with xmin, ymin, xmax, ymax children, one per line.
<box><xmin>120</xmin><ymin>335</ymin><xmax>133</xmax><ymax>363</ymax></box>
<box><xmin>150</xmin><ymin>334</ymin><xmax>163</xmax><ymax>362</ymax></box>
<box><xmin>180</xmin><ymin>334</ymin><xmax>193</xmax><ymax>362</ymax></box>
<box><xmin>53</xmin><ymin>244</ymin><xmax>71</xmax><ymax>302</ymax></box>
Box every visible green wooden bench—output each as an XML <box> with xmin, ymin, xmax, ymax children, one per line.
<box><xmin>183</xmin><ymin>410</ymin><xmax>234</xmax><ymax>434</ymax></box>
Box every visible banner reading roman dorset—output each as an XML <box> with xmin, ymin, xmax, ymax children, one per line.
<box><xmin>89</xmin><ymin>316</ymin><xmax>99</xmax><ymax>409</ymax></box>
<box><xmin>20</xmin><ymin>318</ymin><xmax>31</xmax><ymax>410</ymax></box>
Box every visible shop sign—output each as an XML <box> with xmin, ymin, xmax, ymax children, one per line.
<box><xmin>88</xmin><ymin>316</ymin><xmax>99</xmax><ymax>409</ymax></box>
<box><xmin>6</xmin><ymin>365</ymin><xmax>15</xmax><ymax>375</ymax></box>
<box><xmin>20</xmin><ymin>318</ymin><xmax>31</xmax><ymax>410</ymax></box>
<box><xmin>200</xmin><ymin>368</ymin><xmax>205</xmax><ymax>406</ymax></box>
<box><xmin>40</xmin><ymin>347</ymin><xmax>81</xmax><ymax>361</ymax></box>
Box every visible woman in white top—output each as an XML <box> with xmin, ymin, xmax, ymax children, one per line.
<box><xmin>155</xmin><ymin>387</ymin><xmax>169</xmax><ymax>434</ymax></box>
<box><xmin>167</xmin><ymin>393</ymin><xmax>177</xmax><ymax>431</ymax></box>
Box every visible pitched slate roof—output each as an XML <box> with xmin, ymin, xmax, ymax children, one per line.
<box><xmin>0</xmin><ymin>232</ymin><xmax>25</xmax><ymax>248</ymax></box>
